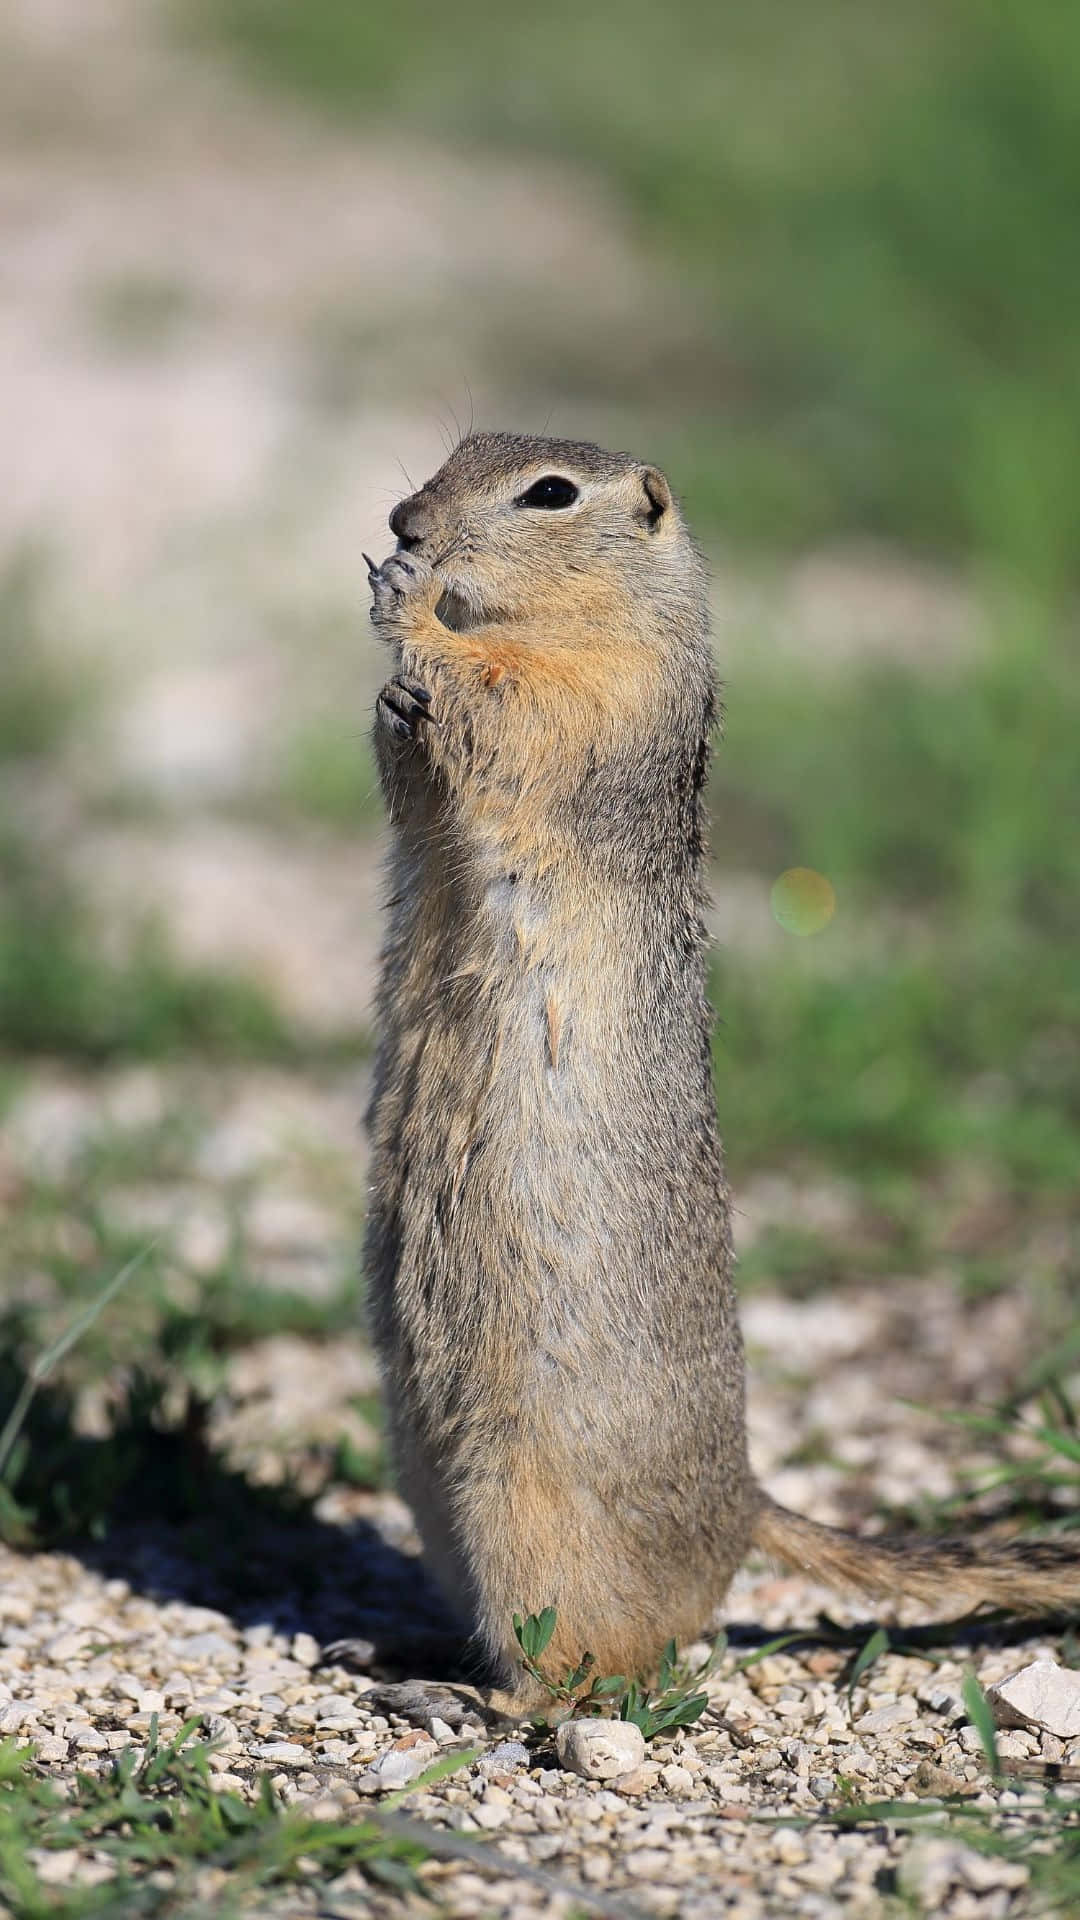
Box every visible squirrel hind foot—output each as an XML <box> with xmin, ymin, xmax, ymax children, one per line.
<box><xmin>361</xmin><ymin>1678</ymin><xmax>532</xmax><ymax>1734</ymax></box>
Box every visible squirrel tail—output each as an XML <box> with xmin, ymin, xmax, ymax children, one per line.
<box><xmin>752</xmin><ymin>1492</ymin><xmax>1080</xmax><ymax>1613</ymax></box>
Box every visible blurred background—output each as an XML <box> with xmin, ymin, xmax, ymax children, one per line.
<box><xmin>0</xmin><ymin>0</ymin><xmax>1077</xmax><ymax>1561</ymax></box>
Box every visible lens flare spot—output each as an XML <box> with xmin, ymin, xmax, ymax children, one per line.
<box><xmin>771</xmin><ymin>867</ymin><xmax>836</xmax><ymax>936</ymax></box>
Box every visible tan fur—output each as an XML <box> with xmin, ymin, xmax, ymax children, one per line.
<box><xmin>754</xmin><ymin>1498</ymin><xmax>1080</xmax><ymax>1613</ymax></box>
<box><xmin>362</xmin><ymin>430</ymin><xmax>1080</xmax><ymax>1718</ymax></box>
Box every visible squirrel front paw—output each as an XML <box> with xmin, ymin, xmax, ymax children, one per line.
<box><xmin>376</xmin><ymin>674</ymin><xmax>436</xmax><ymax>742</ymax></box>
<box><xmin>366</xmin><ymin>550</ymin><xmax>442</xmax><ymax>640</ymax></box>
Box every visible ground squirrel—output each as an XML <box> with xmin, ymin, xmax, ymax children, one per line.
<box><xmin>358</xmin><ymin>430</ymin><xmax>1079</xmax><ymax>1722</ymax></box>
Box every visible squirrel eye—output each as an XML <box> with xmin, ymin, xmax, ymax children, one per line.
<box><xmin>514</xmin><ymin>475</ymin><xmax>580</xmax><ymax>510</ymax></box>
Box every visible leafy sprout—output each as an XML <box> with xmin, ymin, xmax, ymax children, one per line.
<box><xmin>512</xmin><ymin>1612</ymin><xmax>719</xmax><ymax>1739</ymax></box>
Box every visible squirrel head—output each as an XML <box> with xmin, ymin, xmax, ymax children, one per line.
<box><xmin>386</xmin><ymin>430</ymin><xmax>707</xmax><ymax>650</ymax></box>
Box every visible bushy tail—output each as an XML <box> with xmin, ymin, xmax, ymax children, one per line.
<box><xmin>753</xmin><ymin>1491</ymin><xmax>1080</xmax><ymax>1613</ymax></box>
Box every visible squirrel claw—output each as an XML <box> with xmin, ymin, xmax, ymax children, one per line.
<box><xmin>377</xmin><ymin>674</ymin><xmax>437</xmax><ymax>742</ymax></box>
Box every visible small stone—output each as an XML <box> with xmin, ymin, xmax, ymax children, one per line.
<box><xmin>204</xmin><ymin>1715</ymin><xmax>241</xmax><ymax>1749</ymax></box>
<box><xmin>46</xmin><ymin>1631</ymin><xmax>92</xmax><ymax>1662</ymax></box>
<box><xmin>314</xmin><ymin>1695</ymin><xmax>354</xmax><ymax>1719</ymax></box>
<box><xmin>854</xmin><ymin>1699</ymin><xmax>916</xmax><ymax>1735</ymax></box>
<box><xmin>555</xmin><ymin>1718</ymin><xmax>646</xmax><ymax>1780</ymax></box>
<box><xmin>899</xmin><ymin>1839</ymin><xmax>1028</xmax><ymax>1905</ymax></box>
<box><xmin>0</xmin><ymin>1702</ymin><xmax>36</xmax><ymax>1733</ymax></box>
<box><xmin>613</xmin><ymin>1764</ymin><xmax>661</xmax><ymax>1795</ymax></box>
<box><xmin>176</xmin><ymin>1633</ymin><xmax>234</xmax><ymax>1661</ymax></box>
<box><xmin>659</xmin><ymin>1763</ymin><xmax>693</xmax><ymax>1794</ymax></box>
<box><xmin>472</xmin><ymin>1803</ymin><xmax>511</xmax><ymax>1830</ymax></box>
<box><xmin>481</xmin><ymin>1740</ymin><xmax>530</xmax><ymax>1771</ymax></box>
<box><xmin>355</xmin><ymin>1737</ymin><xmax>438</xmax><ymax>1792</ymax></box>
<box><xmin>918</xmin><ymin>1682</ymin><xmax>959</xmax><ymax>1712</ymax></box>
<box><xmin>252</xmin><ymin>1742</ymin><xmax>308</xmax><ymax>1765</ymax></box>
<box><xmin>33</xmin><ymin>1849</ymin><xmax>82</xmax><ymax>1885</ymax></box>
<box><xmin>581</xmin><ymin>1852</ymin><xmax>612</xmax><ymax>1884</ymax></box>
<box><xmin>137</xmin><ymin>1692</ymin><xmax>166</xmax><ymax>1716</ymax></box>
<box><xmin>808</xmin><ymin>1774</ymin><xmax>834</xmax><ymax>1800</ymax></box>
<box><xmin>961</xmin><ymin>1852</ymin><xmax>1029</xmax><ymax>1893</ymax></box>
<box><xmin>773</xmin><ymin>1830</ymin><xmax>807</xmax><ymax>1867</ymax></box>
<box><xmin>428</xmin><ymin>1717</ymin><xmax>458</xmax><ymax>1745</ymax></box>
<box><xmin>624</xmin><ymin>1849</ymin><xmax>673</xmax><ymax>1881</ymax></box>
<box><xmin>987</xmin><ymin>1661</ymin><xmax>1080</xmax><ymax>1739</ymax></box>
<box><xmin>911</xmin><ymin>1760</ymin><xmax>977</xmax><ymax>1799</ymax></box>
<box><xmin>291</xmin><ymin>1633</ymin><xmax>320</xmax><ymax>1669</ymax></box>
<box><xmin>994</xmin><ymin>1729</ymin><xmax>1035</xmax><ymax>1758</ymax></box>
<box><xmin>794</xmin><ymin>1853</ymin><xmax>845</xmax><ymax>1890</ymax></box>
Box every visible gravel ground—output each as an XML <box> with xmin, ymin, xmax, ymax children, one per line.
<box><xmin>3</xmin><ymin>1064</ymin><xmax>1079</xmax><ymax>1917</ymax></box>
<box><xmin>2</xmin><ymin>8</ymin><xmax>1076</xmax><ymax>1915</ymax></box>
<box><xmin>0</xmin><ymin>1538</ymin><xmax>1071</xmax><ymax>1917</ymax></box>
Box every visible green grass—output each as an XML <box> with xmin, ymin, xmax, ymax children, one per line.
<box><xmin>0</xmin><ymin>1722</ymin><xmax>435</xmax><ymax>1919</ymax></box>
<box><xmin>0</xmin><ymin>557</ymin><xmax>322</xmax><ymax>1064</ymax></box>
<box><xmin>711</xmin><ymin>606</ymin><xmax>1080</xmax><ymax>1204</ymax></box>
<box><xmin>84</xmin><ymin>272</ymin><xmax>201</xmax><ymax>355</ymax></box>
<box><xmin>184</xmin><ymin>0</ymin><xmax>1080</xmax><ymax>1221</ymax></box>
<box><xmin>279</xmin><ymin>714</ymin><xmax>381</xmax><ymax>830</ymax></box>
<box><xmin>0</xmin><ymin>853</ymin><xmax>300</xmax><ymax>1061</ymax></box>
<box><xmin>0</xmin><ymin>550</ymin><xmax>94</xmax><ymax>764</ymax></box>
<box><xmin>196</xmin><ymin>0</ymin><xmax>1080</xmax><ymax>584</ymax></box>
<box><xmin>833</xmin><ymin>1784</ymin><xmax>1080</xmax><ymax>1914</ymax></box>
<box><xmin>0</xmin><ymin>1193</ymin><xmax>365</xmax><ymax>1404</ymax></box>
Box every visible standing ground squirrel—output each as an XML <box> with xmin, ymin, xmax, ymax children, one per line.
<box><xmin>358</xmin><ymin>430</ymin><xmax>1079</xmax><ymax>1722</ymax></box>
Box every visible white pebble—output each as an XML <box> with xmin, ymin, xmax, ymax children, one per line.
<box><xmin>556</xmin><ymin>1718</ymin><xmax>646</xmax><ymax>1780</ymax></box>
<box><xmin>355</xmin><ymin>1739</ymin><xmax>438</xmax><ymax>1792</ymax></box>
<box><xmin>481</xmin><ymin>1739</ymin><xmax>530</xmax><ymax>1771</ymax></box>
<box><xmin>854</xmin><ymin>1699</ymin><xmax>917</xmax><ymax>1735</ymax></box>
<box><xmin>472</xmin><ymin>1803</ymin><xmax>511</xmax><ymax>1830</ymax></box>
<box><xmin>32</xmin><ymin>1848</ymin><xmax>81</xmax><ymax>1885</ymax></box>
<box><xmin>252</xmin><ymin>1742</ymin><xmax>308</xmax><ymax>1765</ymax></box>
<box><xmin>204</xmin><ymin>1715</ymin><xmax>241</xmax><ymax>1748</ymax></box>
<box><xmin>988</xmin><ymin>1660</ymin><xmax>1080</xmax><ymax>1740</ymax></box>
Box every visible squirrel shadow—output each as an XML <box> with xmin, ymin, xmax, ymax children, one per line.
<box><xmin>1</xmin><ymin>1354</ymin><xmax>1072</xmax><ymax>1683</ymax></box>
<box><xmin>0</xmin><ymin>1353</ymin><xmax>469</xmax><ymax>1679</ymax></box>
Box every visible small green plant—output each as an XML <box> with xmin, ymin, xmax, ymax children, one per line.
<box><xmin>511</xmin><ymin>1610</ymin><xmax>716</xmax><ymax>1738</ymax></box>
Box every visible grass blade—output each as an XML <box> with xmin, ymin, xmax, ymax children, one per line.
<box><xmin>962</xmin><ymin>1670</ymin><xmax>1001</xmax><ymax>1781</ymax></box>
<box><xmin>847</xmin><ymin>1627</ymin><xmax>890</xmax><ymax>1713</ymax></box>
<box><xmin>0</xmin><ymin>1243</ymin><xmax>154</xmax><ymax>1483</ymax></box>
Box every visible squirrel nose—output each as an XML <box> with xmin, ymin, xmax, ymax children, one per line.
<box><xmin>389</xmin><ymin>496</ymin><xmax>430</xmax><ymax>551</ymax></box>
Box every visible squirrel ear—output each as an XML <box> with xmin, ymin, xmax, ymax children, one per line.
<box><xmin>639</xmin><ymin>466</ymin><xmax>672</xmax><ymax>531</ymax></box>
